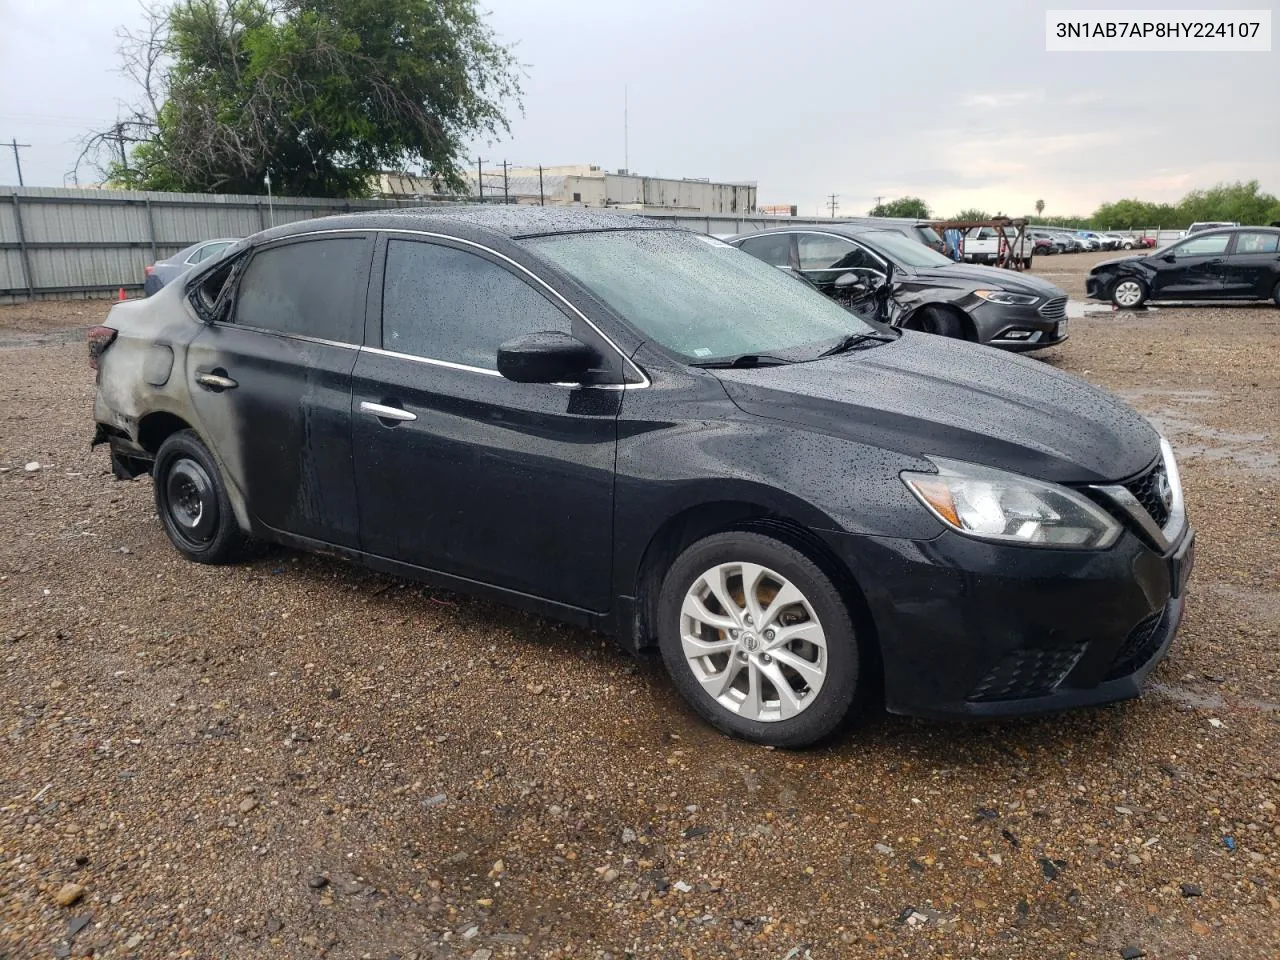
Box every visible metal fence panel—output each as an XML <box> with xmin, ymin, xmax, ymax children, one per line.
<box><xmin>0</xmin><ymin>185</ymin><xmax>890</xmax><ymax>302</ymax></box>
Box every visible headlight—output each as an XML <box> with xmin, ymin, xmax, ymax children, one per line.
<box><xmin>973</xmin><ymin>289</ymin><xmax>1040</xmax><ymax>306</ymax></box>
<box><xmin>902</xmin><ymin>458</ymin><xmax>1121</xmax><ymax>548</ymax></box>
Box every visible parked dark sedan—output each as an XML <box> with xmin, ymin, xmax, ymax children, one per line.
<box><xmin>143</xmin><ymin>238</ymin><xmax>240</xmax><ymax>296</ymax></box>
<box><xmin>730</xmin><ymin>226</ymin><xmax>1069</xmax><ymax>350</ymax></box>
<box><xmin>90</xmin><ymin>208</ymin><xmax>1192</xmax><ymax>747</ymax></box>
<box><xmin>1087</xmin><ymin>227</ymin><xmax>1280</xmax><ymax>308</ymax></box>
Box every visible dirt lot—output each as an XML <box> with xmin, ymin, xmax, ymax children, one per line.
<box><xmin>1</xmin><ymin>255</ymin><xmax>1278</xmax><ymax>960</ymax></box>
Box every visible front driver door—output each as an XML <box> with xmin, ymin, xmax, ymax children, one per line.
<box><xmin>1152</xmin><ymin>232</ymin><xmax>1229</xmax><ymax>298</ymax></box>
<box><xmin>350</xmin><ymin>235</ymin><xmax>623</xmax><ymax>612</ymax></box>
<box><xmin>796</xmin><ymin>233</ymin><xmax>884</xmax><ymax>296</ymax></box>
<box><xmin>186</xmin><ymin>235</ymin><xmax>372</xmax><ymax>547</ymax></box>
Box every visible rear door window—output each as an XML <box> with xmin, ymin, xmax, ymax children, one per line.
<box><xmin>381</xmin><ymin>239</ymin><xmax>571</xmax><ymax>370</ymax></box>
<box><xmin>737</xmin><ymin>234</ymin><xmax>794</xmax><ymax>268</ymax></box>
<box><xmin>1232</xmin><ymin>232</ymin><xmax>1279</xmax><ymax>254</ymax></box>
<box><xmin>232</xmin><ymin>237</ymin><xmax>372</xmax><ymax>343</ymax></box>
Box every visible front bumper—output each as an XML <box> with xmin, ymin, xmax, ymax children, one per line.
<box><xmin>969</xmin><ymin>300</ymin><xmax>1069</xmax><ymax>351</ymax></box>
<box><xmin>821</xmin><ymin>525</ymin><xmax>1193</xmax><ymax>720</ymax></box>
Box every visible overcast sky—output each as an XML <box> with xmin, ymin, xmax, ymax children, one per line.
<box><xmin>1</xmin><ymin>0</ymin><xmax>1276</xmax><ymax>216</ymax></box>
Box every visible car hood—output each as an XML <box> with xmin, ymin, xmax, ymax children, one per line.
<box><xmin>909</xmin><ymin>263</ymin><xmax>1066</xmax><ymax>298</ymax></box>
<box><xmin>715</xmin><ymin>332</ymin><xmax>1159</xmax><ymax>484</ymax></box>
<box><xmin>1092</xmin><ymin>255</ymin><xmax>1147</xmax><ymax>271</ymax></box>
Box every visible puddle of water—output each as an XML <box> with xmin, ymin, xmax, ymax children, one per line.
<box><xmin>1115</xmin><ymin>390</ymin><xmax>1279</xmax><ymax>478</ymax></box>
<box><xmin>1151</xmin><ymin>683</ymin><xmax>1280</xmax><ymax>714</ymax></box>
<box><xmin>1065</xmin><ymin>300</ymin><xmax>1159</xmax><ymax>318</ymax></box>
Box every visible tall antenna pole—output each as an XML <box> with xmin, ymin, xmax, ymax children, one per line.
<box><xmin>8</xmin><ymin>138</ymin><xmax>30</xmax><ymax>186</ymax></box>
<box><xmin>827</xmin><ymin>194</ymin><xmax>839</xmax><ymax>218</ymax></box>
<box><xmin>476</xmin><ymin>156</ymin><xmax>485</xmax><ymax>201</ymax></box>
<box><xmin>624</xmin><ymin>85</ymin><xmax>629</xmax><ymax>173</ymax></box>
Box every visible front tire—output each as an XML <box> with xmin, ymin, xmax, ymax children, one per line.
<box><xmin>153</xmin><ymin>430</ymin><xmax>249</xmax><ymax>564</ymax></box>
<box><xmin>913</xmin><ymin>305</ymin><xmax>967</xmax><ymax>339</ymax></box>
<box><xmin>657</xmin><ymin>532</ymin><xmax>864</xmax><ymax>747</ymax></box>
<box><xmin>1111</xmin><ymin>277</ymin><xmax>1148</xmax><ymax>309</ymax></box>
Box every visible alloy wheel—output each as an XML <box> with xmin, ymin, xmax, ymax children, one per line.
<box><xmin>680</xmin><ymin>561</ymin><xmax>827</xmax><ymax>722</ymax></box>
<box><xmin>1113</xmin><ymin>280</ymin><xmax>1144</xmax><ymax>307</ymax></box>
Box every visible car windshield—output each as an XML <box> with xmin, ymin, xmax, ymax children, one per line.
<box><xmin>915</xmin><ymin>225</ymin><xmax>944</xmax><ymax>246</ymax></box>
<box><xmin>526</xmin><ymin>230</ymin><xmax>878</xmax><ymax>363</ymax></box>
<box><xmin>858</xmin><ymin>230</ymin><xmax>954</xmax><ymax>268</ymax></box>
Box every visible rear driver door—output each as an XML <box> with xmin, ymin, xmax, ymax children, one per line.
<box><xmin>186</xmin><ymin>234</ymin><xmax>373</xmax><ymax>547</ymax></box>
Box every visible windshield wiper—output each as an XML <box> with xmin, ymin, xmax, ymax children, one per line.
<box><xmin>817</xmin><ymin>332</ymin><xmax>896</xmax><ymax>358</ymax></box>
<box><xmin>689</xmin><ymin>354</ymin><xmax>793</xmax><ymax>369</ymax></box>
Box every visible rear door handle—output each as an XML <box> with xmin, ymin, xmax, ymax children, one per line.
<box><xmin>195</xmin><ymin>371</ymin><xmax>238</xmax><ymax>391</ymax></box>
<box><xmin>360</xmin><ymin>400</ymin><xmax>417</xmax><ymax>423</ymax></box>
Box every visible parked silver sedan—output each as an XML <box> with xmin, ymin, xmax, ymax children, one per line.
<box><xmin>143</xmin><ymin>239</ymin><xmax>239</xmax><ymax>296</ymax></box>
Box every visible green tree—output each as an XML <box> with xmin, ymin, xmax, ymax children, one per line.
<box><xmin>950</xmin><ymin>208</ymin><xmax>990</xmax><ymax>222</ymax></box>
<box><xmin>81</xmin><ymin>0</ymin><xmax>522</xmax><ymax>196</ymax></box>
<box><xmin>868</xmin><ymin>196</ymin><xmax>931</xmax><ymax>218</ymax></box>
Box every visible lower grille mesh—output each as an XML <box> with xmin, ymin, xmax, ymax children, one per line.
<box><xmin>968</xmin><ymin>642</ymin><xmax>1087</xmax><ymax>702</ymax></box>
<box><xmin>1106</xmin><ymin>610</ymin><xmax>1167</xmax><ymax>680</ymax></box>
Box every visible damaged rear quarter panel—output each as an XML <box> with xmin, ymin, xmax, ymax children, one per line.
<box><xmin>93</xmin><ymin>282</ymin><xmax>255</xmax><ymax>531</ymax></box>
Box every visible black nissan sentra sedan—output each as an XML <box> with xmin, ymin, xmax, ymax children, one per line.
<box><xmin>90</xmin><ymin>208</ymin><xmax>1193</xmax><ymax>747</ymax></box>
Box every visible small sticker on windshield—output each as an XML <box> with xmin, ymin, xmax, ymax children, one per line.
<box><xmin>692</xmin><ymin>347</ymin><xmax>713</xmax><ymax>357</ymax></box>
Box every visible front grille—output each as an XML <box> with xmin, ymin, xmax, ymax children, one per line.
<box><xmin>1106</xmin><ymin>608</ymin><xmax>1168</xmax><ymax>680</ymax></box>
<box><xmin>967</xmin><ymin>642</ymin><xmax>1087</xmax><ymax>702</ymax></box>
<box><xmin>1039</xmin><ymin>296</ymin><xmax>1067</xmax><ymax>321</ymax></box>
<box><xmin>1125</xmin><ymin>462</ymin><xmax>1171</xmax><ymax>527</ymax></box>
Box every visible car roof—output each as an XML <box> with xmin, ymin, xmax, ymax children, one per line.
<box><xmin>730</xmin><ymin>224</ymin><xmax>900</xmax><ymax>241</ymax></box>
<box><xmin>1184</xmin><ymin>225</ymin><xmax>1278</xmax><ymax>234</ymax></box>
<box><xmin>252</xmin><ymin>205</ymin><xmax>670</xmax><ymax>245</ymax></box>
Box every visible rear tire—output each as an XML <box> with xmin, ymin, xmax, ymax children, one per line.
<box><xmin>1111</xmin><ymin>277</ymin><xmax>1149</xmax><ymax>309</ymax></box>
<box><xmin>153</xmin><ymin>430</ymin><xmax>249</xmax><ymax>564</ymax></box>
<box><xmin>1272</xmin><ymin>280</ymin><xmax>1280</xmax><ymax>308</ymax></box>
<box><xmin>914</xmin><ymin>305</ymin><xmax>967</xmax><ymax>339</ymax></box>
<box><xmin>657</xmin><ymin>531</ymin><xmax>864</xmax><ymax>748</ymax></box>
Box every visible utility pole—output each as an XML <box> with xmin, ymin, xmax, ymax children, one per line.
<box><xmin>8</xmin><ymin>138</ymin><xmax>31</xmax><ymax>186</ymax></box>
<box><xmin>502</xmin><ymin>160</ymin><xmax>509</xmax><ymax>204</ymax></box>
<box><xmin>537</xmin><ymin>165</ymin><xmax>545</xmax><ymax>206</ymax></box>
<box><xmin>872</xmin><ymin>195</ymin><xmax>885</xmax><ymax>212</ymax></box>
<box><xmin>476</xmin><ymin>156</ymin><xmax>485</xmax><ymax>201</ymax></box>
<box><xmin>624</xmin><ymin>85</ymin><xmax>629</xmax><ymax>173</ymax></box>
<box><xmin>827</xmin><ymin>193</ymin><xmax>839</xmax><ymax>218</ymax></box>
<box><xmin>113</xmin><ymin>123</ymin><xmax>129</xmax><ymax>177</ymax></box>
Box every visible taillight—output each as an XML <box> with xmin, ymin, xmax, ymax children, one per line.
<box><xmin>144</xmin><ymin>264</ymin><xmax>155</xmax><ymax>275</ymax></box>
<box><xmin>88</xmin><ymin>326</ymin><xmax>118</xmax><ymax>371</ymax></box>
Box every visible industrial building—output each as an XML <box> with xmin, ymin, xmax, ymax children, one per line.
<box><xmin>378</xmin><ymin>163</ymin><xmax>757</xmax><ymax>215</ymax></box>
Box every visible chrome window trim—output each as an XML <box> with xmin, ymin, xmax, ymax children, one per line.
<box><xmin>362</xmin><ymin>345</ymin><xmax>503</xmax><ymax>378</ymax></box>
<box><xmin>208</xmin><ymin>321</ymin><xmax>361</xmax><ymax>351</ymax></box>
<box><xmin>1090</xmin><ymin>438</ymin><xmax>1187</xmax><ymax>553</ymax></box>
<box><xmin>259</xmin><ymin>226</ymin><xmax>650</xmax><ymax>388</ymax></box>
<box><xmin>736</xmin><ymin>230</ymin><xmax>890</xmax><ymax>274</ymax></box>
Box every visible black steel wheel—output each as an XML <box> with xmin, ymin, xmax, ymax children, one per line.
<box><xmin>153</xmin><ymin>430</ymin><xmax>249</xmax><ymax>564</ymax></box>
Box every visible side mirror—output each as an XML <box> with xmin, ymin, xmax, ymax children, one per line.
<box><xmin>497</xmin><ymin>331</ymin><xmax>597</xmax><ymax>384</ymax></box>
<box><xmin>1161</xmin><ymin>253</ymin><xmax>1176</xmax><ymax>263</ymax></box>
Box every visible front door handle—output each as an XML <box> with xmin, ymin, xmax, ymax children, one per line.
<box><xmin>360</xmin><ymin>400</ymin><xmax>417</xmax><ymax>424</ymax></box>
<box><xmin>196</xmin><ymin>371</ymin><xmax>238</xmax><ymax>391</ymax></box>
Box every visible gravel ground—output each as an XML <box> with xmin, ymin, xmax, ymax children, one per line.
<box><xmin>1</xmin><ymin>259</ymin><xmax>1278</xmax><ymax>960</ymax></box>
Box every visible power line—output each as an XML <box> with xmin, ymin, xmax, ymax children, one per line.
<box><xmin>7</xmin><ymin>138</ymin><xmax>31</xmax><ymax>186</ymax></box>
